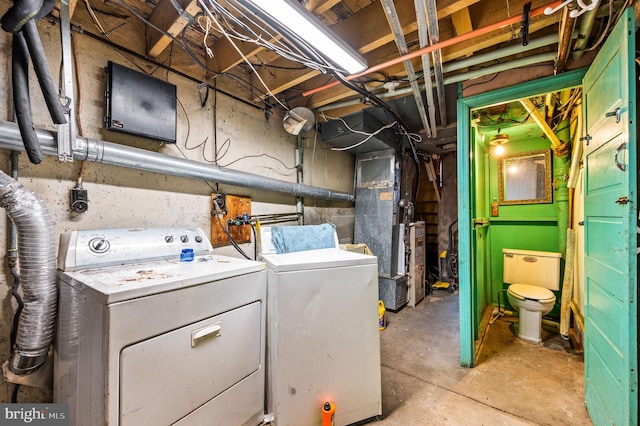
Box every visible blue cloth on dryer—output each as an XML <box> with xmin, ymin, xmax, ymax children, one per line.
<box><xmin>271</xmin><ymin>223</ymin><xmax>337</xmax><ymax>254</ymax></box>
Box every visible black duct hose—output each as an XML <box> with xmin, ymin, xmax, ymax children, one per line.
<box><xmin>4</xmin><ymin>0</ymin><xmax>67</xmax><ymax>163</ymax></box>
<box><xmin>0</xmin><ymin>0</ymin><xmax>43</xmax><ymax>33</ymax></box>
<box><xmin>12</xmin><ymin>31</ymin><xmax>43</xmax><ymax>164</ymax></box>
<box><xmin>33</xmin><ymin>0</ymin><xmax>55</xmax><ymax>21</ymax></box>
<box><xmin>23</xmin><ymin>20</ymin><xmax>66</xmax><ymax>124</ymax></box>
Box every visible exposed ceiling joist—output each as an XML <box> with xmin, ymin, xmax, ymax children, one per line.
<box><xmin>146</xmin><ymin>0</ymin><xmax>200</xmax><ymax>58</ymax></box>
<box><xmin>32</xmin><ymin>0</ymin><xmax>615</xmax><ymax>153</ymax></box>
<box><xmin>380</xmin><ymin>0</ymin><xmax>432</xmax><ymax>136</ymax></box>
<box><xmin>450</xmin><ymin>7</ymin><xmax>474</xmax><ymax>36</ymax></box>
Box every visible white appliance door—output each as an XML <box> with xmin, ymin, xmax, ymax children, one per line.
<box><xmin>119</xmin><ymin>301</ymin><xmax>262</xmax><ymax>425</ymax></box>
<box><xmin>267</xmin><ymin>260</ymin><xmax>382</xmax><ymax>426</ymax></box>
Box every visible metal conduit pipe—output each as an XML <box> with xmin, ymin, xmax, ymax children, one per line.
<box><xmin>303</xmin><ymin>0</ymin><xmax>563</xmax><ymax>98</ymax></box>
<box><xmin>444</xmin><ymin>33</ymin><xmax>559</xmax><ymax>74</ymax></box>
<box><xmin>0</xmin><ymin>120</ymin><xmax>354</xmax><ymax>202</ymax></box>
<box><xmin>0</xmin><ymin>170</ymin><xmax>57</xmax><ymax>376</ymax></box>
<box><xmin>319</xmin><ymin>52</ymin><xmax>556</xmax><ymax>112</ymax></box>
<box><xmin>572</xmin><ymin>6</ymin><xmax>598</xmax><ymax>59</ymax></box>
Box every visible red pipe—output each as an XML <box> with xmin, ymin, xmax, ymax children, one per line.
<box><xmin>302</xmin><ymin>0</ymin><xmax>563</xmax><ymax>98</ymax></box>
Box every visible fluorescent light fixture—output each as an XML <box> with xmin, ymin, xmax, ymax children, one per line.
<box><xmin>241</xmin><ymin>0</ymin><xmax>367</xmax><ymax>74</ymax></box>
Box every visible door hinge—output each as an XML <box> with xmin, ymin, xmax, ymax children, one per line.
<box><xmin>473</xmin><ymin>218</ymin><xmax>489</xmax><ymax>227</ymax></box>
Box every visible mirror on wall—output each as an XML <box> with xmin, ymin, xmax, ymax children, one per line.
<box><xmin>498</xmin><ymin>149</ymin><xmax>552</xmax><ymax>204</ymax></box>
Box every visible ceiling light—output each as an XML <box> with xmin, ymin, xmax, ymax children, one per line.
<box><xmin>240</xmin><ymin>0</ymin><xmax>367</xmax><ymax>74</ymax></box>
<box><xmin>489</xmin><ymin>134</ymin><xmax>510</xmax><ymax>145</ymax></box>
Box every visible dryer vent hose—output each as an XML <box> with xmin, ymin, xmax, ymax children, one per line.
<box><xmin>0</xmin><ymin>170</ymin><xmax>56</xmax><ymax>375</ymax></box>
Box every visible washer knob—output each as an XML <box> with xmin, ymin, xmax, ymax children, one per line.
<box><xmin>165</xmin><ymin>235</ymin><xmax>174</xmax><ymax>243</ymax></box>
<box><xmin>180</xmin><ymin>235</ymin><xmax>189</xmax><ymax>243</ymax></box>
<box><xmin>88</xmin><ymin>237</ymin><xmax>110</xmax><ymax>254</ymax></box>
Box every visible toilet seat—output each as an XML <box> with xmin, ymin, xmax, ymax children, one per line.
<box><xmin>508</xmin><ymin>284</ymin><xmax>555</xmax><ymax>302</ymax></box>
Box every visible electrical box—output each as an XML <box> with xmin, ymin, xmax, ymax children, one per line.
<box><xmin>210</xmin><ymin>194</ymin><xmax>252</xmax><ymax>246</ymax></box>
<box><xmin>105</xmin><ymin>61</ymin><xmax>177</xmax><ymax>143</ymax></box>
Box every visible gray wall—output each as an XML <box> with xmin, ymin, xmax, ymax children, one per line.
<box><xmin>0</xmin><ymin>22</ymin><xmax>354</xmax><ymax>402</ymax></box>
<box><xmin>438</xmin><ymin>152</ymin><xmax>458</xmax><ymax>255</ymax></box>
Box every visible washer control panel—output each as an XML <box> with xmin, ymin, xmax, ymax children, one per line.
<box><xmin>58</xmin><ymin>227</ymin><xmax>214</xmax><ymax>271</ymax></box>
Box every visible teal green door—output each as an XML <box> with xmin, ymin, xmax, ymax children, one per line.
<box><xmin>582</xmin><ymin>8</ymin><xmax>637</xmax><ymax>425</ymax></box>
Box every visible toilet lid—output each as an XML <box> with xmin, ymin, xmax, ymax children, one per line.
<box><xmin>509</xmin><ymin>284</ymin><xmax>555</xmax><ymax>302</ymax></box>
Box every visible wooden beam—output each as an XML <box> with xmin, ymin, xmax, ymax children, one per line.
<box><xmin>54</xmin><ymin>0</ymin><xmax>80</xmax><ymax>19</ymax></box>
<box><xmin>252</xmin><ymin>56</ymin><xmax>322</xmax><ymax>101</ymax></box>
<box><xmin>147</xmin><ymin>0</ymin><xmax>200</xmax><ymax>58</ymax></box>
<box><xmin>307</xmin><ymin>0</ymin><xmax>341</xmax><ymax>15</ymax></box>
<box><xmin>451</xmin><ymin>7</ymin><xmax>473</xmax><ymax>36</ymax></box>
<box><xmin>436</xmin><ymin>0</ymin><xmax>480</xmax><ymax>19</ymax></box>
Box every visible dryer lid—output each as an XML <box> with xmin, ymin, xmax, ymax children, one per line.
<box><xmin>508</xmin><ymin>284</ymin><xmax>555</xmax><ymax>302</ymax></box>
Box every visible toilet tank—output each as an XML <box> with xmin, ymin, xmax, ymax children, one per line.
<box><xmin>502</xmin><ymin>249</ymin><xmax>561</xmax><ymax>290</ymax></box>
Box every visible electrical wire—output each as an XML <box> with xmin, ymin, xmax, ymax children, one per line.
<box><xmin>113</xmin><ymin>0</ymin><xmax>281</xmax><ymax>108</ymax></box>
<box><xmin>200</xmin><ymin>0</ymin><xmax>339</xmax><ymax>73</ymax></box>
<box><xmin>82</xmin><ymin>0</ymin><xmax>147</xmax><ymax>73</ymax></box>
<box><xmin>320</xmin><ymin>113</ymin><xmax>398</xmax><ymax>151</ymax></box>
<box><xmin>220</xmin><ymin>216</ymin><xmax>251</xmax><ymax>259</ymax></box>
<box><xmin>462</xmin><ymin>72</ymin><xmax>501</xmax><ymax>91</ymax></box>
<box><xmin>197</xmin><ymin>5</ymin><xmax>290</xmax><ymax>110</ymax></box>
<box><xmin>11</xmin><ymin>383</ymin><xmax>20</xmax><ymax>403</ymax></box>
<box><xmin>250</xmin><ymin>222</ymin><xmax>257</xmax><ymax>260</ymax></box>
<box><xmin>217</xmin><ymin>153</ymin><xmax>297</xmax><ymax>172</ymax></box>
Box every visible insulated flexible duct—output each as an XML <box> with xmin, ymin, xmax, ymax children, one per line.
<box><xmin>0</xmin><ymin>171</ymin><xmax>56</xmax><ymax>375</ymax></box>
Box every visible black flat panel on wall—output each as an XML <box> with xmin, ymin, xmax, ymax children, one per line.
<box><xmin>105</xmin><ymin>61</ymin><xmax>177</xmax><ymax>143</ymax></box>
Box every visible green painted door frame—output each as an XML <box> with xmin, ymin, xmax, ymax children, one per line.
<box><xmin>456</xmin><ymin>68</ymin><xmax>586</xmax><ymax>367</ymax></box>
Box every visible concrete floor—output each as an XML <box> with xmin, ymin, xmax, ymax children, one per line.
<box><xmin>373</xmin><ymin>290</ymin><xmax>592</xmax><ymax>426</ymax></box>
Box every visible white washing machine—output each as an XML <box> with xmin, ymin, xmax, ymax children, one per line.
<box><xmin>54</xmin><ymin>227</ymin><xmax>266</xmax><ymax>426</ymax></box>
<box><xmin>260</xmin><ymin>248</ymin><xmax>382</xmax><ymax>426</ymax></box>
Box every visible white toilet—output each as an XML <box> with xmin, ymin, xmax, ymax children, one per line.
<box><xmin>503</xmin><ymin>248</ymin><xmax>561</xmax><ymax>344</ymax></box>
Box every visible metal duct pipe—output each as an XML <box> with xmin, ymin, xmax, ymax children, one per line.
<box><xmin>0</xmin><ymin>120</ymin><xmax>354</xmax><ymax>202</ymax></box>
<box><xmin>303</xmin><ymin>0</ymin><xmax>563</xmax><ymax>98</ymax></box>
<box><xmin>0</xmin><ymin>170</ymin><xmax>57</xmax><ymax>376</ymax></box>
<box><xmin>572</xmin><ymin>6</ymin><xmax>598</xmax><ymax>59</ymax></box>
<box><xmin>444</xmin><ymin>33</ymin><xmax>559</xmax><ymax>74</ymax></box>
<box><xmin>319</xmin><ymin>52</ymin><xmax>556</xmax><ymax>112</ymax></box>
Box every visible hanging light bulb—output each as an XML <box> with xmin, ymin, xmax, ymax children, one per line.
<box><xmin>489</xmin><ymin>134</ymin><xmax>510</xmax><ymax>145</ymax></box>
<box><xmin>489</xmin><ymin>118</ymin><xmax>509</xmax><ymax>156</ymax></box>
